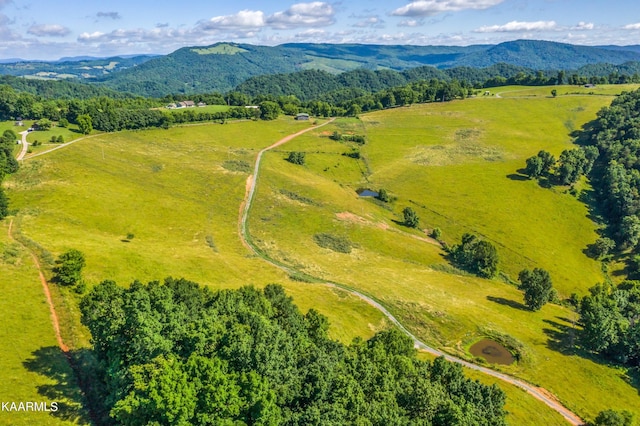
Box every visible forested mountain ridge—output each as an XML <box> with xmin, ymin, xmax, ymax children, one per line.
<box><xmin>3</xmin><ymin>40</ymin><xmax>640</xmax><ymax>97</ymax></box>
<box><xmin>453</xmin><ymin>40</ymin><xmax>640</xmax><ymax>70</ymax></box>
<box><xmin>96</xmin><ymin>40</ymin><xmax>640</xmax><ymax>96</ymax></box>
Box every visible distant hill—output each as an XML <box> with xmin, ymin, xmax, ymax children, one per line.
<box><xmin>95</xmin><ymin>40</ymin><xmax>640</xmax><ymax>96</ymax></box>
<box><xmin>0</xmin><ymin>55</ymin><xmax>157</xmax><ymax>81</ymax></box>
<box><xmin>453</xmin><ymin>40</ymin><xmax>640</xmax><ymax>70</ymax></box>
<box><xmin>2</xmin><ymin>40</ymin><xmax>640</xmax><ymax>97</ymax></box>
<box><xmin>96</xmin><ymin>43</ymin><xmax>309</xmax><ymax>97</ymax></box>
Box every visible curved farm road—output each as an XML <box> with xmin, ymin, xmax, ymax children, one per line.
<box><xmin>16</xmin><ymin>130</ymin><xmax>29</xmax><ymax>161</ymax></box>
<box><xmin>239</xmin><ymin>120</ymin><xmax>584</xmax><ymax>425</ymax></box>
<box><xmin>12</xmin><ymin>119</ymin><xmax>583</xmax><ymax>424</ymax></box>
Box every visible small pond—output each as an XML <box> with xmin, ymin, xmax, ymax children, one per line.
<box><xmin>469</xmin><ymin>339</ymin><xmax>515</xmax><ymax>365</ymax></box>
<box><xmin>356</xmin><ymin>188</ymin><xmax>379</xmax><ymax>198</ymax></box>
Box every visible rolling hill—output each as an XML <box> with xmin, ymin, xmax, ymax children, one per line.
<box><xmin>1</xmin><ymin>40</ymin><xmax>640</xmax><ymax>97</ymax></box>
<box><xmin>95</xmin><ymin>40</ymin><xmax>640</xmax><ymax>96</ymax></box>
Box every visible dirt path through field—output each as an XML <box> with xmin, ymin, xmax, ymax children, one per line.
<box><xmin>7</xmin><ymin>219</ymin><xmax>69</xmax><ymax>354</ymax></box>
<box><xmin>237</xmin><ymin>119</ymin><xmax>584</xmax><ymax>425</ymax></box>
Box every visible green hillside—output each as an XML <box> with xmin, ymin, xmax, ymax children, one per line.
<box><xmin>93</xmin><ymin>41</ymin><xmax>640</xmax><ymax>96</ymax></box>
<box><xmin>4</xmin><ymin>85</ymin><xmax>640</xmax><ymax>424</ymax></box>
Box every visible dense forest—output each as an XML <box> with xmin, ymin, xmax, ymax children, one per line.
<box><xmin>565</xmin><ymin>88</ymin><xmax>640</xmax><ymax>368</ymax></box>
<box><xmin>0</xmin><ymin>128</ymin><xmax>19</xmax><ymax>219</ymax></box>
<box><xmin>2</xmin><ymin>60</ymin><xmax>640</xmax><ymax>136</ymax></box>
<box><xmin>80</xmin><ymin>278</ymin><xmax>507</xmax><ymax>425</ymax></box>
<box><xmin>92</xmin><ymin>40</ymin><xmax>640</xmax><ymax>96</ymax></box>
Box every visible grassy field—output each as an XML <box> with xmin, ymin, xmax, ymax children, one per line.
<box><xmin>494</xmin><ymin>83</ymin><xmax>640</xmax><ymax>98</ymax></box>
<box><xmin>247</xmin><ymin>86</ymin><xmax>640</xmax><ymax>421</ymax></box>
<box><xmin>5</xmin><ymin>118</ymin><xmax>387</xmax><ymax>346</ymax></box>
<box><xmin>0</xmin><ymin>221</ymin><xmax>86</xmax><ymax>425</ymax></box>
<box><xmin>5</xmin><ymin>86</ymin><xmax>640</xmax><ymax>423</ymax></box>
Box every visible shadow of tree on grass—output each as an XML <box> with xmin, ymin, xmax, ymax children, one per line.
<box><xmin>486</xmin><ymin>295</ymin><xmax>529</xmax><ymax>311</ymax></box>
<box><xmin>22</xmin><ymin>346</ymin><xmax>90</xmax><ymax>424</ymax></box>
<box><xmin>542</xmin><ymin>317</ymin><xmax>640</xmax><ymax>395</ymax></box>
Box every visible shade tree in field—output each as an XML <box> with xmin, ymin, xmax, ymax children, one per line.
<box><xmin>286</xmin><ymin>151</ymin><xmax>305</xmax><ymax>165</ymax></box>
<box><xmin>259</xmin><ymin>101</ymin><xmax>280</xmax><ymax>120</ymax></box>
<box><xmin>402</xmin><ymin>206</ymin><xmax>419</xmax><ymax>228</ymax></box>
<box><xmin>523</xmin><ymin>150</ymin><xmax>555</xmax><ymax>179</ymax></box>
<box><xmin>517</xmin><ymin>268</ymin><xmax>554</xmax><ymax>311</ymax></box>
<box><xmin>592</xmin><ymin>409</ymin><xmax>635</xmax><ymax>426</ymax></box>
<box><xmin>376</xmin><ymin>188</ymin><xmax>391</xmax><ymax>203</ymax></box>
<box><xmin>449</xmin><ymin>233</ymin><xmax>499</xmax><ymax>278</ymax></box>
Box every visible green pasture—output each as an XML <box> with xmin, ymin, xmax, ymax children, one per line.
<box><xmin>6</xmin><ymin>87</ymin><xmax>640</xmax><ymax>423</ymax></box>
<box><xmin>0</xmin><ymin>221</ymin><xmax>85</xmax><ymax>425</ymax></box>
<box><xmin>247</xmin><ymin>90</ymin><xmax>640</xmax><ymax>420</ymax></box>
<box><xmin>494</xmin><ymin>83</ymin><xmax>640</xmax><ymax>98</ymax></box>
<box><xmin>24</xmin><ymin>125</ymin><xmax>84</xmax><ymax>156</ymax></box>
<box><xmin>5</xmin><ymin>118</ymin><xmax>386</xmax><ymax>346</ymax></box>
<box><xmin>358</xmin><ymin>93</ymin><xmax>613</xmax><ymax>296</ymax></box>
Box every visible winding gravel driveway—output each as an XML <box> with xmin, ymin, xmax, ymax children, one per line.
<box><xmin>238</xmin><ymin>119</ymin><xmax>584</xmax><ymax>426</ymax></box>
<box><xmin>13</xmin><ymin>119</ymin><xmax>584</xmax><ymax>424</ymax></box>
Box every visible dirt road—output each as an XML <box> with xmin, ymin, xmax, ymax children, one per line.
<box><xmin>16</xmin><ymin>131</ymin><xmax>29</xmax><ymax>161</ymax></box>
<box><xmin>7</xmin><ymin>219</ymin><xmax>69</xmax><ymax>354</ymax></box>
<box><xmin>237</xmin><ymin>119</ymin><xmax>584</xmax><ymax>425</ymax></box>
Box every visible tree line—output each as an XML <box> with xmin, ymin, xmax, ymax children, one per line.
<box><xmin>80</xmin><ymin>278</ymin><xmax>507</xmax><ymax>425</ymax></box>
<box><xmin>2</xmin><ymin>62</ymin><xmax>640</xmax><ymax>134</ymax></box>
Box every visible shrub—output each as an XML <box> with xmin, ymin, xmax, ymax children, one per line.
<box><xmin>431</xmin><ymin>227</ymin><xmax>442</xmax><ymax>240</ymax></box>
<box><xmin>54</xmin><ymin>249</ymin><xmax>85</xmax><ymax>286</ymax></box>
<box><xmin>313</xmin><ymin>233</ymin><xmax>352</xmax><ymax>253</ymax></box>
<box><xmin>402</xmin><ymin>207</ymin><xmax>419</xmax><ymax>228</ymax></box>
<box><xmin>286</xmin><ymin>151</ymin><xmax>305</xmax><ymax>165</ymax></box>
<box><xmin>376</xmin><ymin>188</ymin><xmax>390</xmax><ymax>203</ymax></box>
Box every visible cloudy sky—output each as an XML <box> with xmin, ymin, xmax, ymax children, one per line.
<box><xmin>1</xmin><ymin>0</ymin><xmax>639</xmax><ymax>60</ymax></box>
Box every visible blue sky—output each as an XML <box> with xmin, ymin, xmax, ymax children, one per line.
<box><xmin>1</xmin><ymin>0</ymin><xmax>639</xmax><ymax>60</ymax></box>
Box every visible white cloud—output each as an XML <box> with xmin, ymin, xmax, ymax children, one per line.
<box><xmin>623</xmin><ymin>23</ymin><xmax>640</xmax><ymax>30</ymax></box>
<box><xmin>353</xmin><ymin>16</ymin><xmax>385</xmax><ymax>28</ymax></box>
<box><xmin>572</xmin><ymin>22</ymin><xmax>594</xmax><ymax>31</ymax></box>
<box><xmin>475</xmin><ymin>20</ymin><xmax>557</xmax><ymax>33</ymax></box>
<box><xmin>27</xmin><ymin>24</ymin><xmax>71</xmax><ymax>37</ymax></box>
<box><xmin>201</xmin><ymin>10</ymin><xmax>265</xmax><ymax>31</ymax></box>
<box><xmin>391</xmin><ymin>0</ymin><xmax>504</xmax><ymax>17</ymax></box>
<box><xmin>267</xmin><ymin>2</ymin><xmax>335</xmax><ymax>29</ymax></box>
<box><xmin>398</xmin><ymin>19</ymin><xmax>424</xmax><ymax>27</ymax></box>
<box><xmin>77</xmin><ymin>31</ymin><xmax>105</xmax><ymax>42</ymax></box>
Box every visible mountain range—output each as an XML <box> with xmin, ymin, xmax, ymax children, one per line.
<box><xmin>1</xmin><ymin>40</ymin><xmax>640</xmax><ymax>97</ymax></box>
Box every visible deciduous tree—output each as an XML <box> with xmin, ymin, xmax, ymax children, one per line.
<box><xmin>54</xmin><ymin>249</ymin><xmax>85</xmax><ymax>286</ymax></box>
<box><xmin>518</xmin><ymin>268</ymin><xmax>554</xmax><ymax>311</ymax></box>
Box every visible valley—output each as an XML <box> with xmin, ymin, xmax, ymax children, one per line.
<box><xmin>3</xmin><ymin>85</ymin><xmax>640</xmax><ymax>424</ymax></box>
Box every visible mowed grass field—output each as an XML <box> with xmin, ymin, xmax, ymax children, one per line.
<box><xmin>248</xmin><ymin>86</ymin><xmax>640</xmax><ymax>421</ymax></box>
<box><xmin>0</xmin><ymin>221</ymin><xmax>86</xmax><ymax>425</ymax></box>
